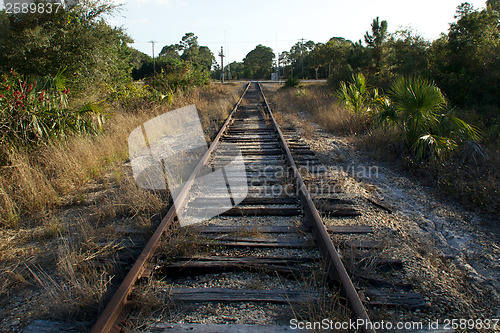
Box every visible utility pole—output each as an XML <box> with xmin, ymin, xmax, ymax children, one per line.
<box><xmin>150</xmin><ymin>41</ymin><xmax>156</xmax><ymax>74</ymax></box>
<box><xmin>219</xmin><ymin>46</ymin><xmax>225</xmax><ymax>83</ymax></box>
<box><xmin>300</xmin><ymin>38</ymin><xmax>305</xmax><ymax>79</ymax></box>
<box><xmin>277</xmin><ymin>53</ymin><xmax>280</xmax><ymax>81</ymax></box>
<box><xmin>276</xmin><ymin>33</ymin><xmax>279</xmax><ymax>81</ymax></box>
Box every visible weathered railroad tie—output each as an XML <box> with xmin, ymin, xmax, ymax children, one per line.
<box><xmin>278</xmin><ymin>120</ymin><xmax>427</xmax><ymax>312</ymax></box>
<box><xmin>92</xmin><ymin>82</ymin><xmax>425</xmax><ymax>333</ymax></box>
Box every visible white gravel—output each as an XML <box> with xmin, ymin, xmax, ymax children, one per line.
<box><xmin>284</xmin><ymin>114</ymin><xmax>500</xmax><ymax>322</ymax></box>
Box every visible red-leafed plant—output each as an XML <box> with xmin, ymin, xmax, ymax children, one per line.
<box><xmin>0</xmin><ymin>69</ymin><xmax>106</xmax><ymax>150</ymax></box>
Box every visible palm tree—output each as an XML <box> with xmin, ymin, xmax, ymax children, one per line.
<box><xmin>337</xmin><ymin>73</ymin><xmax>372</xmax><ymax>114</ymax></box>
<box><xmin>375</xmin><ymin>76</ymin><xmax>481</xmax><ymax>160</ymax></box>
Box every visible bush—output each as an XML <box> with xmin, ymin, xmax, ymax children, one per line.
<box><xmin>337</xmin><ymin>73</ymin><xmax>373</xmax><ymax>115</ymax></box>
<box><xmin>107</xmin><ymin>81</ymin><xmax>152</xmax><ymax>108</ymax></box>
<box><xmin>0</xmin><ymin>69</ymin><xmax>106</xmax><ymax>153</ymax></box>
<box><xmin>144</xmin><ymin>59</ymin><xmax>210</xmax><ymax>95</ymax></box>
<box><xmin>327</xmin><ymin>64</ymin><xmax>353</xmax><ymax>88</ymax></box>
<box><xmin>373</xmin><ymin>76</ymin><xmax>481</xmax><ymax>160</ymax></box>
<box><xmin>284</xmin><ymin>76</ymin><xmax>300</xmax><ymax>88</ymax></box>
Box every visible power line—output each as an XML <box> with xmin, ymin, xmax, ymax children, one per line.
<box><xmin>131</xmin><ymin>39</ymin><xmax>303</xmax><ymax>45</ymax></box>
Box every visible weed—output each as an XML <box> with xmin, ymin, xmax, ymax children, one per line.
<box><xmin>0</xmin><ymin>83</ymin><xmax>242</xmax><ymax>227</ymax></box>
<box><xmin>283</xmin><ymin>263</ymin><xmax>352</xmax><ymax>332</ymax></box>
<box><xmin>0</xmin><ymin>82</ymin><xmax>243</xmax><ymax>327</ymax></box>
<box><xmin>284</xmin><ymin>77</ymin><xmax>300</xmax><ymax>88</ymax></box>
<box><xmin>91</xmin><ymin>175</ymin><xmax>165</xmax><ymax>224</ymax></box>
<box><xmin>42</xmin><ymin>214</ymin><xmax>63</xmax><ymax>239</ymax></box>
<box><xmin>157</xmin><ymin>226</ymin><xmax>202</xmax><ymax>258</ymax></box>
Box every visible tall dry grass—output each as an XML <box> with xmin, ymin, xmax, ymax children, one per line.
<box><xmin>0</xmin><ymin>83</ymin><xmax>242</xmax><ymax>322</ymax></box>
<box><xmin>0</xmin><ymin>82</ymin><xmax>242</xmax><ymax>228</ymax></box>
<box><xmin>266</xmin><ymin>83</ymin><xmax>500</xmax><ymax>216</ymax></box>
<box><xmin>268</xmin><ymin>83</ymin><xmax>369</xmax><ymax>135</ymax></box>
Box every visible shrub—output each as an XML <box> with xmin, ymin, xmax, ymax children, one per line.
<box><xmin>144</xmin><ymin>59</ymin><xmax>210</xmax><ymax>95</ymax></box>
<box><xmin>337</xmin><ymin>73</ymin><xmax>373</xmax><ymax>115</ymax></box>
<box><xmin>107</xmin><ymin>81</ymin><xmax>152</xmax><ymax>107</ymax></box>
<box><xmin>284</xmin><ymin>76</ymin><xmax>300</xmax><ymax>88</ymax></box>
<box><xmin>327</xmin><ymin>64</ymin><xmax>353</xmax><ymax>89</ymax></box>
<box><xmin>0</xmin><ymin>69</ymin><xmax>108</xmax><ymax>169</ymax></box>
<box><xmin>373</xmin><ymin>76</ymin><xmax>481</xmax><ymax>160</ymax></box>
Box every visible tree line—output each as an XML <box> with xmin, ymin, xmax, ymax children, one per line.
<box><xmin>0</xmin><ymin>1</ymin><xmax>215</xmax><ymax>154</ymax></box>
<box><xmin>1</xmin><ymin>0</ymin><xmax>498</xmax><ymax>152</ymax></box>
<box><xmin>227</xmin><ymin>1</ymin><xmax>500</xmax><ymax>109</ymax></box>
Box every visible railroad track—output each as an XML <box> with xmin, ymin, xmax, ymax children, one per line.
<box><xmin>90</xmin><ymin>82</ymin><xmax>422</xmax><ymax>332</ymax></box>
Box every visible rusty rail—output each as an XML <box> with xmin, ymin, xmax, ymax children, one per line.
<box><xmin>90</xmin><ymin>82</ymin><xmax>251</xmax><ymax>333</ymax></box>
<box><xmin>92</xmin><ymin>81</ymin><xmax>374</xmax><ymax>332</ymax></box>
<box><xmin>257</xmin><ymin>82</ymin><xmax>375</xmax><ymax>333</ymax></box>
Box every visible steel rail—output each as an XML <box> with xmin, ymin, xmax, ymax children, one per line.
<box><xmin>90</xmin><ymin>82</ymin><xmax>251</xmax><ymax>333</ymax></box>
<box><xmin>257</xmin><ymin>82</ymin><xmax>375</xmax><ymax>333</ymax></box>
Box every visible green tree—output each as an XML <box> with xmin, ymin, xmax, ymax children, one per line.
<box><xmin>198</xmin><ymin>46</ymin><xmax>215</xmax><ymax>71</ymax></box>
<box><xmin>323</xmin><ymin>37</ymin><xmax>354</xmax><ymax>86</ymax></box>
<box><xmin>145</xmin><ymin>58</ymin><xmax>209</xmax><ymax>94</ymax></box>
<box><xmin>159</xmin><ymin>33</ymin><xmax>215</xmax><ymax>71</ymax></box>
<box><xmin>0</xmin><ymin>0</ymin><xmax>132</xmax><ymax>96</ymax></box>
<box><xmin>278</xmin><ymin>51</ymin><xmax>292</xmax><ymax>78</ymax></box>
<box><xmin>347</xmin><ymin>40</ymin><xmax>372</xmax><ymax>74</ymax></box>
<box><xmin>243</xmin><ymin>45</ymin><xmax>275</xmax><ymax>79</ymax></box>
<box><xmin>386</xmin><ymin>29</ymin><xmax>430</xmax><ymax>78</ymax></box>
<box><xmin>323</xmin><ymin>38</ymin><xmax>353</xmax><ymax>72</ymax></box>
<box><xmin>309</xmin><ymin>43</ymin><xmax>325</xmax><ymax>79</ymax></box>
<box><xmin>487</xmin><ymin>0</ymin><xmax>500</xmax><ymax>11</ymax></box>
<box><xmin>129</xmin><ymin>48</ymin><xmax>152</xmax><ymax>71</ymax></box>
<box><xmin>227</xmin><ymin>61</ymin><xmax>244</xmax><ymax>80</ymax></box>
<box><xmin>179</xmin><ymin>32</ymin><xmax>199</xmax><ymax>63</ymax></box>
<box><xmin>430</xmin><ymin>3</ymin><xmax>500</xmax><ymax>106</ymax></box>
<box><xmin>364</xmin><ymin>17</ymin><xmax>388</xmax><ymax>75</ymax></box>
<box><xmin>287</xmin><ymin>40</ymin><xmax>315</xmax><ymax>78</ymax></box>
<box><xmin>131</xmin><ymin>49</ymin><xmax>153</xmax><ymax>80</ymax></box>
<box><xmin>159</xmin><ymin>44</ymin><xmax>181</xmax><ymax>60</ymax></box>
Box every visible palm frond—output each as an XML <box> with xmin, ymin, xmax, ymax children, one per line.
<box><xmin>373</xmin><ymin>97</ymin><xmax>399</xmax><ymax>127</ymax></box>
<box><xmin>389</xmin><ymin>76</ymin><xmax>447</xmax><ymax>148</ymax></box>
<box><xmin>337</xmin><ymin>73</ymin><xmax>371</xmax><ymax>114</ymax></box>
<box><xmin>389</xmin><ymin>76</ymin><xmax>447</xmax><ymax>116</ymax></box>
<box><xmin>413</xmin><ymin>134</ymin><xmax>457</xmax><ymax>160</ymax></box>
<box><xmin>444</xmin><ymin>114</ymin><xmax>481</xmax><ymax>142</ymax></box>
